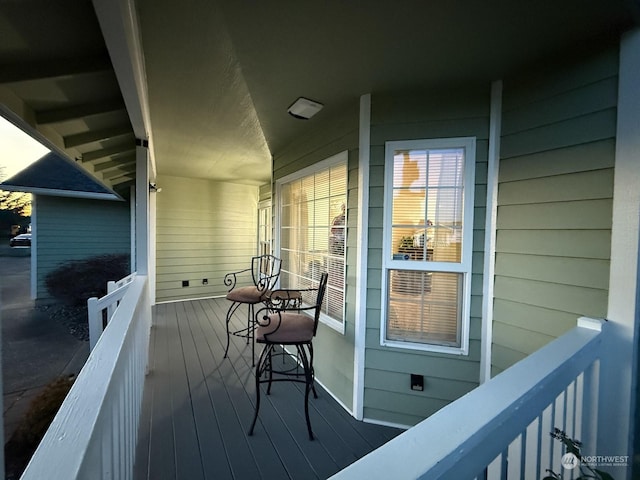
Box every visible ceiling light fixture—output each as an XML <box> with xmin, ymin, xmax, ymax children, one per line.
<box><xmin>287</xmin><ymin>97</ymin><xmax>323</xmax><ymax>119</ymax></box>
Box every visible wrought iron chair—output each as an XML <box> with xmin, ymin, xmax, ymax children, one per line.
<box><xmin>248</xmin><ymin>272</ymin><xmax>328</xmax><ymax>440</ymax></box>
<box><xmin>223</xmin><ymin>254</ymin><xmax>282</xmax><ymax>364</ymax></box>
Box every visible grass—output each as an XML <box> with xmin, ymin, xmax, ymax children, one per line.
<box><xmin>4</xmin><ymin>376</ymin><xmax>75</xmax><ymax>480</ymax></box>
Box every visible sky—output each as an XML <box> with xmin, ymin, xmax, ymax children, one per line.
<box><xmin>0</xmin><ymin>116</ymin><xmax>50</xmax><ymax>181</ymax></box>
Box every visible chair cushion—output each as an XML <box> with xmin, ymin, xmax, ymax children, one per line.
<box><xmin>256</xmin><ymin>312</ymin><xmax>314</xmax><ymax>343</ymax></box>
<box><xmin>226</xmin><ymin>286</ymin><xmax>267</xmax><ymax>303</ymax></box>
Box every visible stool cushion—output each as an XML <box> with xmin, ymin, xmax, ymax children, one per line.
<box><xmin>256</xmin><ymin>312</ymin><xmax>314</xmax><ymax>343</ymax></box>
<box><xmin>226</xmin><ymin>286</ymin><xmax>267</xmax><ymax>303</ymax></box>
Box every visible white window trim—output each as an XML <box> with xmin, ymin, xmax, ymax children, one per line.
<box><xmin>257</xmin><ymin>199</ymin><xmax>272</xmax><ymax>256</ymax></box>
<box><xmin>380</xmin><ymin>137</ymin><xmax>476</xmax><ymax>355</ymax></box>
<box><xmin>274</xmin><ymin>150</ymin><xmax>348</xmax><ymax>334</ymax></box>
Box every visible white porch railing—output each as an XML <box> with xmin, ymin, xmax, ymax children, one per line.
<box><xmin>331</xmin><ymin>317</ymin><xmax>606</xmax><ymax>480</ymax></box>
<box><xmin>87</xmin><ymin>272</ymin><xmax>137</xmax><ymax>350</ymax></box>
<box><xmin>20</xmin><ymin>274</ymin><xmax>151</xmax><ymax>480</ymax></box>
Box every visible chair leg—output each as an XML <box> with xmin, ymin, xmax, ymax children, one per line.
<box><xmin>298</xmin><ymin>344</ymin><xmax>315</xmax><ymax>440</ymax></box>
<box><xmin>249</xmin><ymin>303</ymin><xmax>255</xmax><ymax>366</ymax></box>
<box><xmin>224</xmin><ymin>301</ymin><xmax>257</xmax><ymax>366</ymax></box>
<box><xmin>308</xmin><ymin>343</ymin><xmax>318</xmax><ymax>399</ymax></box>
<box><xmin>249</xmin><ymin>345</ymin><xmax>271</xmax><ymax>436</ymax></box>
<box><xmin>224</xmin><ymin>301</ymin><xmax>240</xmax><ymax>359</ymax></box>
<box><xmin>266</xmin><ymin>346</ymin><xmax>274</xmax><ymax>395</ymax></box>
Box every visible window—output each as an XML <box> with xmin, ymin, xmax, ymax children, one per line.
<box><xmin>257</xmin><ymin>201</ymin><xmax>272</xmax><ymax>256</ymax></box>
<box><xmin>277</xmin><ymin>151</ymin><xmax>347</xmax><ymax>332</ymax></box>
<box><xmin>382</xmin><ymin>138</ymin><xmax>475</xmax><ymax>354</ymax></box>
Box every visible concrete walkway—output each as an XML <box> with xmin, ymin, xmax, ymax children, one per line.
<box><xmin>1</xmin><ymin>248</ymin><xmax>89</xmax><ymax>445</ymax></box>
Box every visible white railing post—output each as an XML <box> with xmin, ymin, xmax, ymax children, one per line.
<box><xmin>87</xmin><ymin>296</ymin><xmax>101</xmax><ymax>351</ymax></box>
<box><xmin>87</xmin><ymin>273</ymin><xmax>137</xmax><ymax>351</ymax></box>
<box><xmin>21</xmin><ymin>274</ymin><xmax>150</xmax><ymax>480</ymax></box>
<box><xmin>330</xmin><ymin>318</ymin><xmax>606</xmax><ymax>480</ymax></box>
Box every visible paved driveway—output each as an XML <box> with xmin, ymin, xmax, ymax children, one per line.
<box><xmin>1</xmin><ymin>251</ymin><xmax>89</xmax><ymax>444</ymax></box>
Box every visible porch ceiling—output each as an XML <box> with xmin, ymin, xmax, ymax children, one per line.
<box><xmin>0</xmin><ymin>1</ymin><xmax>636</xmax><ymax>190</ymax></box>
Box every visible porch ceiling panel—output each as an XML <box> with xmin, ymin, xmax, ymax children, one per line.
<box><xmin>0</xmin><ymin>0</ymin><xmax>136</xmax><ymax>193</ymax></box>
<box><xmin>0</xmin><ymin>0</ymin><xmax>637</xmax><ymax>191</ymax></box>
<box><xmin>136</xmin><ymin>0</ymin><xmax>271</xmax><ymax>186</ymax></box>
<box><xmin>136</xmin><ymin>0</ymin><xmax>634</xmax><ymax>186</ymax></box>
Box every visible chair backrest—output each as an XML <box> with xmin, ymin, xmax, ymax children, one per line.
<box><xmin>252</xmin><ymin>254</ymin><xmax>282</xmax><ymax>293</ymax></box>
<box><xmin>311</xmin><ymin>272</ymin><xmax>329</xmax><ymax>336</ymax></box>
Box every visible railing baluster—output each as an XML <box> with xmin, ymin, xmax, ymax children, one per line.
<box><xmin>330</xmin><ymin>318</ymin><xmax>605</xmax><ymax>480</ymax></box>
<box><xmin>506</xmin><ymin>434</ymin><xmax>520</xmax><ymax>478</ymax></box>
<box><xmin>487</xmin><ymin>455</ymin><xmax>502</xmax><ymax>479</ymax></box>
<box><xmin>500</xmin><ymin>449</ymin><xmax>508</xmax><ymax>480</ymax></box>
<box><xmin>21</xmin><ymin>275</ymin><xmax>149</xmax><ymax>480</ymax></box>
<box><xmin>524</xmin><ymin>418</ymin><xmax>539</xmax><ymax>478</ymax></box>
<box><xmin>583</xmin><ymin>360</ymin><xmax>600</xmax><ymax>456</ymax></box>
<box><xmin>566</xmin><ymin>380</ymin><xmax>576</xmax><ymax>442</ymax></box>
<box><xmin>519</xmin><ymin>430</ymin><xmax>526</xmax><ymax>479</ymax></box>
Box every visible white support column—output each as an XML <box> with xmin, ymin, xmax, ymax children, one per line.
<box><xmin>480</xmin><ymin>80</ymin><xmax>502</xmax><ymax>384</ymax></box>
<box><xmin>30</xmin><ymin>195</ymin><xmax>38</xmax><ymax>299</ymax></box>
<box><xmin>353</xmin><ymin>93</ymin><xmax>371</xmax><ymax>420</ymax></box>
<box><xmin>0</xmin><ymin>299</ymin><xmax>4</xmax><ymax>479</ymax></box>
<box><xmin>130</xmin><ymin>185</ymin><xmax>136</xmax><ymax>272</ymax></box>
<box><xmin>600</xmin><ymin>28</ymin><xmax>640</xmax><ymax>477</ymax></box>
<box><xmin>135</xmin><ymin>144</ymin><xmax>149</xmax><ymax>275</ymax></box>
<box><xmin>149</xmin><ymin>182</ymin><xmax>157</xmax><ymax>305</ymax></box>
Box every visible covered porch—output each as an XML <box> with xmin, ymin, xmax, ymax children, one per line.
<box><xmin>18</xmin><ymin>273</ymin><xmax>612</xmax><ymax>479</ymax></box>
<box><xmin>134</xmin><ymin>298</ymin><xmax>400</xmax><ymax>479</ymax></box>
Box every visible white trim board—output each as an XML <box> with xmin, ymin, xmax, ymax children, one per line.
<box><xmin>600</xmin><ymin>28</ymin><xmax>640</xmax><ymax>466</ymax></box>
<box><xmin>353</xmin><ymin>93</ymin><xmax>371</xmax><ymax>420</ymax></box>
<box><xmin>480</xmin><ymin>80</ymin><xmax>502</xmax><ymax>384</ymax></box>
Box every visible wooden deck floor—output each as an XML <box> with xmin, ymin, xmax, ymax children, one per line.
<box><xmin>134</xmin><ymin>298</ymin><xmax>401</xmax><ymax>480</ymax></box>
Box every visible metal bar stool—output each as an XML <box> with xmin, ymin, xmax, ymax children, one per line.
<box><xmin>248</xmin><ymin>272</ymin><xmax>328</xmax><ymax>440</ymax></box>
<box><xmin>223</xmin><ymin>254</ymin><xmax>281</xmax><ymax>364</ymax></box>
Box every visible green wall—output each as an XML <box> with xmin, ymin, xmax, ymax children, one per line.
<box><xmin>36</xmin><ymin>195</ymin><xmax>131</xmax><ymax>302</ymax></box>
<box><xmin>492</xmin><ymin>47</ymin><xmax>618</xmax><ymax>375</ymax></box>
<box><xmin>272</xmin><ymin>103</ymin><xmax>360</xmax><ymax>410</ymax></box>
<box><xmin>155</xmin><ymin>175</ymin><xmax>259</xmax><ymax>302</ymax></box>
<box><xmin>365</xmin><ymin>87</ymin><xmax>490</xmax><ymax>426</ymax></box>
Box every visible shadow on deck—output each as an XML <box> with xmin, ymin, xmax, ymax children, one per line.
<box><xmin>134</xmin><ymin>297</ymin><xmax>402</xmax><ymax>480</ymax></box>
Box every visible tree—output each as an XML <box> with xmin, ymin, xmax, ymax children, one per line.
<box><xmin>0</xmin><ymin>165</ymin><xmax>32</xmax><ymax>216</ymax></box>
<box><xmin>0</xmin><ymin>189</ymin><xmax>31</xmax><ymax>216</ymax></box>
<box><xmin>0</xmin><ymin>166</ymin><xmax>31</xmax><ymax>236</ymax></box>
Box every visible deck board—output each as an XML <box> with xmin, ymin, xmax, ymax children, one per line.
<box><xmin>134</xmin><ymin>297</ymin><xmax>402</xmax><ymax>480</ymax></box>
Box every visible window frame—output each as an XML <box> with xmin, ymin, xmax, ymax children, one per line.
<box><xmin>257</xmin><ymin>200</ymin><xmax>272</xmax><ymax>256</ymax></box>
<box><xmin>274</xmin><ymin>150</ymin><xmax>348</xmax><ymax>334</ymax></box>
<box><xmin>380</xmin><ymin>137</ymin><xmax>476</xmax><ymax>355</ymax></box>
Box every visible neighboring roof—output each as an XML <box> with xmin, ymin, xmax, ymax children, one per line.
<box><xmin>0</xmin><ymin>152</ymin><xmax>121</xmax><ymax>200</ymax></box>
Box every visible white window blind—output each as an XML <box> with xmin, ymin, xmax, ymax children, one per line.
<box><xmin>278</xmin><ymin>157</ymin><xmax>347</xmax><ymax>326</ymax></box>
<box><xmin>383</xmin><ymin>138</ymin><xmax>475</xmax><ymax>354</ymax></box>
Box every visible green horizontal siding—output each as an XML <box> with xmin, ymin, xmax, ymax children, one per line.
<box><xmin>36</xmin><ymin>195</ymin><xmax>131</xmax><ymax>302</ymax></box>
<box><xmin>497</xmin><ymin>199</ymin><xmax>613</xmax><ymax>230</ymax></box>
<box><xmin>496</xmin><ymin>229</ymin><xmax>611</xmax><ymax>259</ymax></box>
<box><xmin>155</xmin><ymin>175</ymin><xmax>258</xmax><ymax>302</ymax></box>
<box><xmin>495</xmin><ymin>253</ymin><xmax>609</xmax><ymax>290</ymax></box>
<box><xmin>499</xmin><ymin>139</ymin><xmax>615</xmax><ymax>182</ymax></box>
<box><xmin>492</xmin><ymin>46</ymin><xmax>618</xmax><ymax>373</ymax></box>
<box><xmin>364</xmin><ymin>86</ymin><xmax>489</xmax><ymax>426</ymax></box>
<box><xmin>494</xmin><ymin>276</ymin><xmax>608</xmax><ymax>316</ymax></box>
<box><xmin>501</xmin><ymin>76</ymin><xmax>618</xmax><ymax>136</ymax></box>
<box><xmin>272</xmin><ymin>104</ymin><xmax>360</xmax><ymax>410</ymax></box>
<box><xmin>498</xmin><ymin>169</ymin><xmax>614</xmax><ymax>205</ymax></box>
<box><xmin>501</xmin><ymin>109</ymin><xmax>617</xmax><ymax>159</ymax></box>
